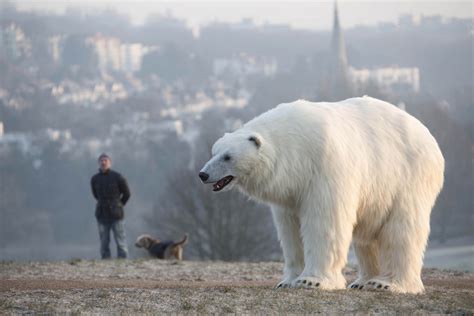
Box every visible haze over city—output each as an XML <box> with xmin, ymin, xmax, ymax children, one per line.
<box><xmin>0</xmin><ymin>0</ymin><xmax>472</xmax><ymax>272</ymax></box>
<box><xmin>14</xmin><ymin>1</ymin><xmax>473</xmax><ymax>31</ymax></box>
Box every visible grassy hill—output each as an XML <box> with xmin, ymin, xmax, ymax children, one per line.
<box><xmin>1</xmin><ymin>259</ymin><xmax>473</xmax><ymax>314</ymax></box>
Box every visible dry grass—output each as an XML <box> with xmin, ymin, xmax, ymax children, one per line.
<box><xmin>0</xmin><ymin>259</ymin><xmax>473</xmax><ymax>314</ymax></box>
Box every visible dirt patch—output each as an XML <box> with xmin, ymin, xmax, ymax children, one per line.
<box><xmin>1</xmin><ymin>260</ymin><xmax>473</xmax><ymax>314</ymax></box>
<box><xmin>0</xmin><ymin>279</ymin><xmax>277</xmax><ymax>292</ymax></box>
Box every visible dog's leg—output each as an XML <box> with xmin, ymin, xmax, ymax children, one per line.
<box><xmin>176</xmin><ymin>247</ymin><xmax>183</xmax><ymax>261</ymax></box>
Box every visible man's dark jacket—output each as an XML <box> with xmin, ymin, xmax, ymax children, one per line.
<box><xmin>91</xmin><ymin>169</ymin><xmax>131</xmax><ymax>223</ymax></box>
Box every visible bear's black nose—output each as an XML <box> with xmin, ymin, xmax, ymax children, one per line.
<box><xmin>199</xmin><ymin>172</ymin><xmax>209</xmax><ymax>182</ymax></box>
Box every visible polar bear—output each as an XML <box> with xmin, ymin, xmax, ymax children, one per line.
<box><xmin>199</xmin><ymin>96</ymin><xmax>444</xmax><ymax>294</ymax></box>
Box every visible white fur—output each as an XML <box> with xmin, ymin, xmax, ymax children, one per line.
<box><xmin>200</xmin><ymin>96</ymin><xmax>444</xmax><ymax>293</ymax></box>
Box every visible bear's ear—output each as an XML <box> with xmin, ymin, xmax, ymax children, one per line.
<box><xmin>248</xmin><ymin>135</ymin><xmax>261</xmax><ymax>148</ymax></box>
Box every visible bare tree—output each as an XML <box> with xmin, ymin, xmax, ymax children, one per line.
<box><xmin>144</xmin><ymin>108</ymin><xmax>280</xmax><ymax>261</ymax></box>
<box><xmin>145</xmin><ymin>166</ymin><xmax>279</xmax><ymax>261</ymax></box>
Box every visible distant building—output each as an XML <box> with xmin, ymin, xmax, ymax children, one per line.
<box><xmin>0</xmin><ymin>121</ymin><xmax>4</xmax><ymax>137</ymax></box>
<box><xmin>213</xmin><ymin>53</ymin><xmax>277</xmax><ymax>78</ymax></box>
<box><xmin>88</xmin><ymin>35</ymin><xmax>122</xmax><ymax>72</ymax></box>
<box><xmin>398</xmin><ymin>14</ymin><xmax>420</xmax><ymax>28</ymax></box>
<box><xmin>2</xmin><ymin>24</ymin><xmax>19</xmax><ymax>59</ymax></box>
<box><xmin>1</xmin><ymin>23</ymin><xmax>31</xmax><ymax>60</ymax></box>
<box><xmin>0</xmin><ymin>132</ymin><xmax>32</xmax><ymax>155</ymax></box>
<box><xmin>420</xmin><ymin>15</ymin><xmax>444</xmax><ymax>28</ymax></box>
<box><xmin>0</xmin><ymin>128</ymin><xmax>74</xmax><ymax>157</ymax></box>
<box><xmin>88</xmin><ymin>35</ymin><xmax>147</xmax><ymax>73</ymax></box>
<box><xmin>48</xmin><ymin>36</ymin><xmax>63</xmax><ymax>64</ymax></box>
<box><xmin>325</xmin><ymin>2</ymin><xmax>420</xmax><ymax>98</ymax></box>
<box><xmin>121</xmin><ymin>43</ymin><xmax>147</xmax><ymax>73</ymax></box>
<box><xmin>351</xmin><ymin>67</ymin><xmax>420</xmax><ymax>95</ymax></box>
<box><xmin>110</xmin><ymin>119</ymin><xmax>183</xmax><ymax>139</ymax></box>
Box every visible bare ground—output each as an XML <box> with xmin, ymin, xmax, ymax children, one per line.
<box><xmin>1</xmin><ymin>259</ymin><xmax>473</xmax><ymax>314</ymax></box>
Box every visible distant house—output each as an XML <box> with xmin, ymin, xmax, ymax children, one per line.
<box><xmin>1</xmin><ymin>23</ymin><xmax>31</xmax><ymax>60</ymax></box>
<box><xmin>87</xmin><ymin>34</ymin><xmax>148</xmax><ymax>74</ymax></box>
<box><xmin>213</xmin><ymin>53</ymin><xmax>277</xmax><ymax>79</ymax></box>
<box><xmin>0</xmin><ymin>132</ymin><xmax>32</xmax><ymax>156</ymax></box>
<box><xmin>351</xmin><ymin>66</ymin><xmax>420</xmax><ymax>95</ymax></box>
<box><xmin>48</xmin><ymin>36</ymin><xmax>63</xmax><ymax>64</ymax></box>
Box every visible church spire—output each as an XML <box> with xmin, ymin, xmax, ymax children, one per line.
<box><xmin>331</xmin><ymin>0</ymin><xmax>348</xmax><ymax>68</ymax></box>
<box><xmin>327</xmin><ymin>0</ymin><xmax>353</xmax><ymax>100</ymax></box>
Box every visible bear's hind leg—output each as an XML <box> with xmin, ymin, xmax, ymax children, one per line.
<box><xmin>271</xmin><ymin>206</ymin><xmax>304</xmax><ymax>288</ymax></box>
<box><xmin>348</xmin><ymin>241</ymin><xmax>379</xmax><ymax>290</ymax></box>
<box><xmin>364</xmin><ymin>202</ymin><xmax>430</xmax><ymax>293</ymax></box>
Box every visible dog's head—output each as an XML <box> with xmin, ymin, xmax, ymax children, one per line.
<box><xmin>135</xmin><ymin>234</ymin><xmax>159</xmax><ymax>249</ymax></box>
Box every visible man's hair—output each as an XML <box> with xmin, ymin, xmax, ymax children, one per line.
<box><xmin>98</xmin><ymin>153</ymin><xmax>111</xmax><ymax>162</ymax></box>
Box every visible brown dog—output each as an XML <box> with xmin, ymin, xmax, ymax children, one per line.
<box><xmin>135</xmin><ymin>234</ymin><xmax>188</xmax><ymax>260</ymax></box>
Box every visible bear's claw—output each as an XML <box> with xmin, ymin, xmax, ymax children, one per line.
<box><xmin>348</xmin><ymin>279</ymin><xmax>368</xmax><ymax>290</ymax></box>
<box><xmin>275</xmin><ymin>279</ymin><xmax>293</xmax><ymax>289</ymax></box>
<box><xmin>292</xmin><ymin>277</ymin><xmax>322</xmax><ymax>289</ymax></box>
<box><xmin>364</xmin><ymin>279</ymin><xmax>392</xmax><ymax>291</ymax></box>
<box><xmin>349</xmin><ymin>283</ymin><xmax>364</xmax><ymax>289</ymax></box>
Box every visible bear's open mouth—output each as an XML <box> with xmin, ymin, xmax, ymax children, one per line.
<box><xmin>213</xmin><ymin>175</ymin><xmax>234</xmax><ymax>192</ymax></box>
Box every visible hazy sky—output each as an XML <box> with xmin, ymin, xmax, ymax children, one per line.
<box><xmin>13</xmin><ymin>1</ymin><xmax>474</xmax><ymax>31</ymax></box>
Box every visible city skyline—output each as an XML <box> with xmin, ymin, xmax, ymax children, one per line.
<box><xmin>12</xmin><ymin>1</ymin><xmax>473</xmax><ymax>32</ymax></box>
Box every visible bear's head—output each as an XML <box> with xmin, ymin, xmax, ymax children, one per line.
<box><xmin>199</xmin><ymin>131</ymin><xmax>271</xmax><ymax>193</ymax></box>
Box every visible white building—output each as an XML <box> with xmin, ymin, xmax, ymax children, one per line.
<box><xmin>121</xmin><ymin>43</ymin><xmax>147</xmax><ymax>73</ymax></box>
<box><xmin>88</xmin><ymin>35</ymin><xmax>147</xmax><ymax>73</ymax></box>
<box><xmin>48</xmin><ymin>36</ymin><xmax>62</xmax><ymax>63</ymax></box>
<box><xmin>88</xmin><ymin>34</ymin><xmax>122</xmax><ymax>72</ymax></box>
<box><xmin>110</xmin><ymin>119</ymin><xmax>183</xmax><ymax>139</ymax></box>
<box><xmin>1</xmin><ymin>23</ymin><xmax>31</xmax><ymax>60</ymax></box>
<box><xmin>351</xmin><ymin>66</ymin><xmax>420</xmax><ymax>94</ymax></box>
<box><xmin>213</xmin><ymin>54</ymin><xmax>277</xmax><ymax>78</ymax></box>
<box><xmin>0</xmin><ymin>132</ymin><xmax>33</xmax><ymax>155</ymax></box>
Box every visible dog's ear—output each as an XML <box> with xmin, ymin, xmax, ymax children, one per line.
<box><xmin>135</xmin><ymin>235</ymin><xmax>146</xmax><ymax>248</ymax></box>
<box><xmin>144</xmin><ymin>237</ymin><xmax>153</xmax><ymax>249</ymax></box>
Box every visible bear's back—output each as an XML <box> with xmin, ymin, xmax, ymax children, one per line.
<box><xmin>244</xmin><ymin>96</ymin><xmax>443</xmax><ymax>185</ymax></box>
<box><xmin>247</xmin><ymin>97</ymin><xmax>438</xmax><ymax>153</ymax></box>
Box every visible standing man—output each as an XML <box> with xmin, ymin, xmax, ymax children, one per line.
<box><xmin>91</xmin><ymin>153</ymin><xmax>131</xmax><ymax>259</ymax></box>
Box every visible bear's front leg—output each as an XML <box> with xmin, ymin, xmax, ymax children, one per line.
<box><xmin>292</xmin><ymin>196</ymin><xmax>354</xmax><ymax>290</ymax></box>
<box><xmin>271</xmin><ymin>206</ymin><xmax>304</xmax><ymax>288</ymax></box>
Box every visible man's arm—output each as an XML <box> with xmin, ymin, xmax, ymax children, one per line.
<box><xmin>118</xmin><ymin>175</ymin><xmax>131</xmax><ymax>205</ymax></box>
<box><xmin>91</xmin><ymin>176</ymin><xmax>98</xmax><ymax>200</ymax></box>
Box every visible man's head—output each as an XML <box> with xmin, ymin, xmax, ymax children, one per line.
<box><xmin>98</xmin><ymin>153</ymin><xmax>112</xmax><ymax>172</ymax></box>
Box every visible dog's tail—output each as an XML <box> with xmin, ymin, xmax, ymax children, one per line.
<box><xmin>174</xmin><ymin>233</ymin><xmax>188</xmax><ymax>246</ymax></box>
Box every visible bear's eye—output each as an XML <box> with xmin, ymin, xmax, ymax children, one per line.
<box><xmin>223</xmin><ymin>154</ymin><xmax>231</xmax><ymax>161</ymax></box>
